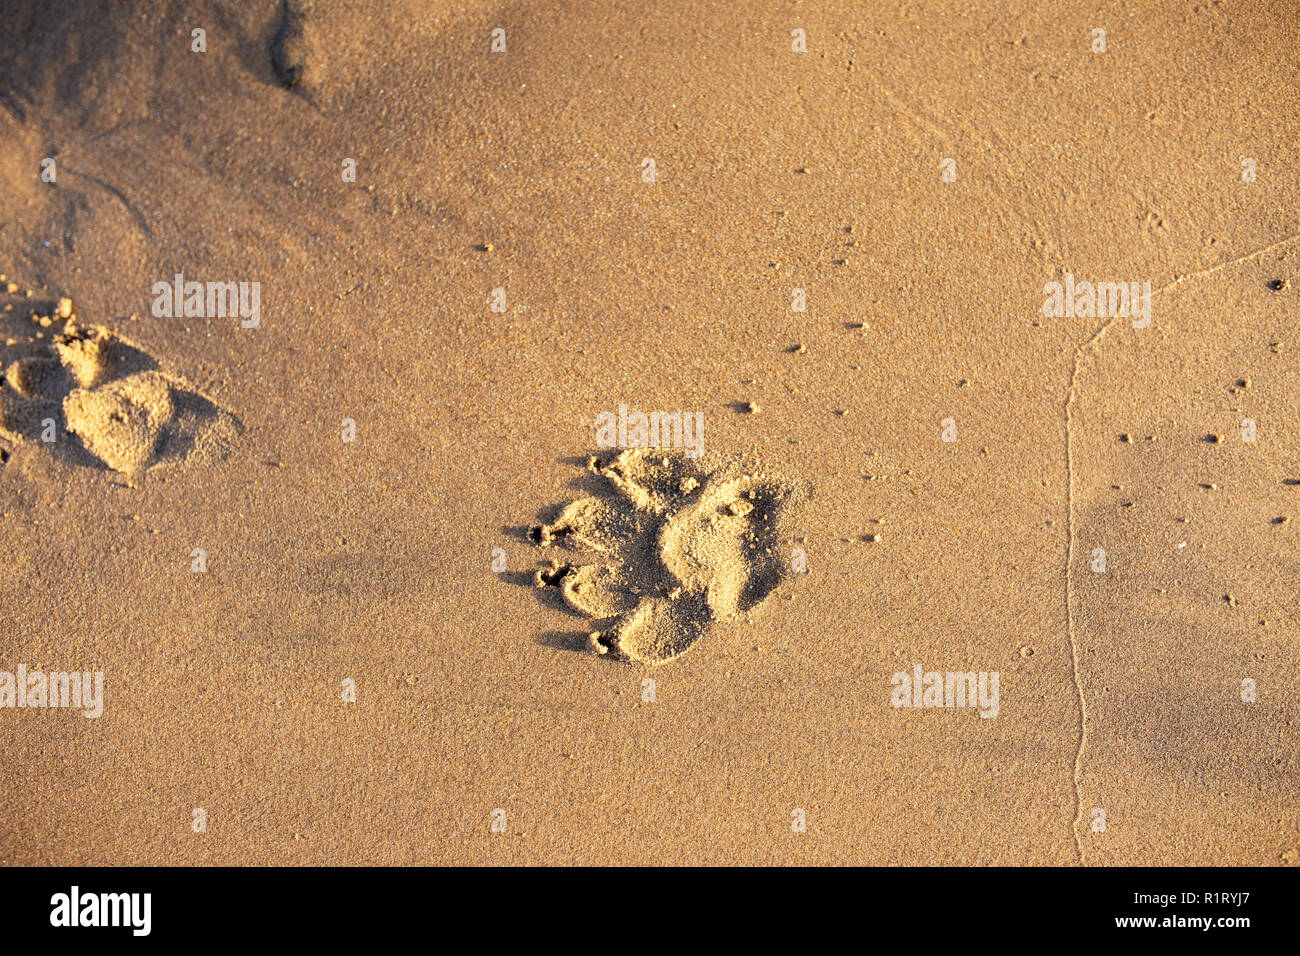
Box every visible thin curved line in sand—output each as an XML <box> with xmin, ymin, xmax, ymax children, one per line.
<box><xmin>1064</xmin><ymin>230</ymin><xmax>1300</xmax><ymax>864</ymax></box>
<box><xmin>60</xmin><ymin>167</ymin><xmax>155</xmax><ymax>241</ymax></box>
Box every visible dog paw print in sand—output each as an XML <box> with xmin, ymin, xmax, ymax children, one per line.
<box><xmin>0</xmin><ymin>305</ymin><xmax>240</xmax><ymax>480</ymax></box>
<box><xmin>528</xmin><ymin>449</ymin><xmax>809</xmax><ymax>664</ymax></box>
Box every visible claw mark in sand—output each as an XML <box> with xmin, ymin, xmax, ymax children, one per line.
<box><xmin>529</xmin><ymin>449</ymin><xmax>809</xmax><ymax>664</ymax></box>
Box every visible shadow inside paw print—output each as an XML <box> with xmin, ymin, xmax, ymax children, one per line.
<box><xmin>525</xmin><ymin>449</ymin><xmax>809</xmax><ymax>664</ymax></box>
<box><xmin>0</xmin><ymin>312</ymin><xmax>241</xmax><ymax>480</ymax></box>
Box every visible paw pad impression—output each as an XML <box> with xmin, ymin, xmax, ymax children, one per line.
<box><xmin>530</xmin><ymin>449</ymin><xmax>809</xmax><ymax>664</ymax></box>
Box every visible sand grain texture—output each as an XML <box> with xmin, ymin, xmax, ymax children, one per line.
<box><xmin>0</xmin><ymin>0</ymin><xmax>1297</xmax><ymax>865</ymax></box>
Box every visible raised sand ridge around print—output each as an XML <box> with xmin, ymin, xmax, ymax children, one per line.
<box><xmin>0</xmin><ymin>304</ymin><xmax>240</xmax><ymax>479</ymax></box>
<box><xmin>529</xmin><ymin>449</ymin><xmax>809</xmax><ymax>664</ymax></box>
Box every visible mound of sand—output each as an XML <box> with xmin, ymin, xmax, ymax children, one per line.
<box><xmin>530</xmin><ymin>449</ymin><xmax>809</xmax><ymax>664</ymax></box>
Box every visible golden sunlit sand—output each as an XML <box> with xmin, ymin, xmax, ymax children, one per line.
<box><xmin>0</xmin><ymin>0</ymin><xmax>1296</xmax><ymax>866</ymax></box>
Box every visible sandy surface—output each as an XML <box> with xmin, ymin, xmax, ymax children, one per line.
<box><xmin>0</xmin><ymin>0</ymin><xmax>1297</xmax><ymax>865</ymax></box>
